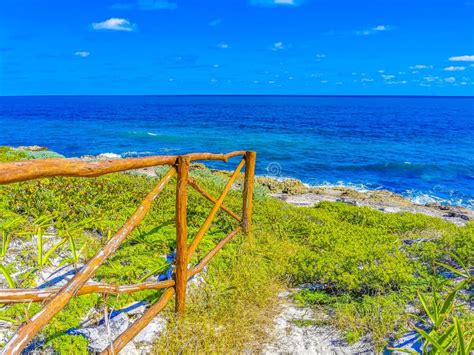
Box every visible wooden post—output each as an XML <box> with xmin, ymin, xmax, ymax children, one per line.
<box><xmin>175</xmin><ymin>156</ymin><xmax>189</xmax><ymax>315</ymax></box>
<box><xmin>242</xmin><ymin>151</ymin><xmax>256</xmax><ymax>234</ymax></box>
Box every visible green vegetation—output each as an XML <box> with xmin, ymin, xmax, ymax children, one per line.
<box><xmin>0</xmin><ymin>146</ymin><xmax>472</xmax><ymax>353</ymax></box>
<box><xmin>391</xmin><ymin>256</ymin><xmax>473</xmax><ymax>354</ymax></box>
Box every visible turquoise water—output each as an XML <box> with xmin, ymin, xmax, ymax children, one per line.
<box><xmin>0</xmin><ymin>95</ymin><xmax>473</xmax><ymax>208</ymax></box>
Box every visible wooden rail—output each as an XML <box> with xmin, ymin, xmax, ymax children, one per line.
<box><xmin>0</xmin><ymin>150</ymin><xmax>256</xmax><ymax>354</ymax></box>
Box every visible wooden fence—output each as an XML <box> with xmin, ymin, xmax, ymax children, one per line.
<box><xmin>0</xmin><ymin>150</ymin><xmax>256</xmax><ymax>354</ymax></box>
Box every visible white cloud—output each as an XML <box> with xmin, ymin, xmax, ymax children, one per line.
<box><xmin>209</xmin><ymin>18</ymin><xmax>222</xmax><ymax>26</ymax></box>
<box><xmin>444</xmin><ymin>77</ymin><xmax>456</xmax><ymax>83</ymax></box>
<box><xmin>316</xmin><ymin>53</ymin><xmax>326</xmax><ymax>59</ymax></box>
<box><xmin>448</xmin><ymin>55</ymin><xmax>474</xmax><ymax>62</ymax></box>
<box><xmin>409</xmin><ymin>64</ymin><xmax>432</xmax><ymax>69</ymax></box>
<box><xmin>74</xmin><ymin>51</ymin><xmax>90</xmax><ymax>58</ymax></box>
<box><xmin>361</xmin><ymin>78</ymin><xmax>374</xmax><ymax>82</ymax></box>
<box><xmin>272</xmin><ymin>41</ymin><xmax>285</xmax><ymax>50</ymax></box>
<box><xmin>424</xmin><ymin>76</ymin><xmax>439</xmax><ymax>82</ymax></box>
<box><xmin>92</xmin><ymin>18</ymin><xmax>135</xmax><ymax>31</ymax></box>
<box><xmin>355</xmin><ymin>25</ymin><xmax>393</xmax><ymax>36</ymax></box>
<box><xmin>251</xmin><ymin>0</ymin><xmax>301</xmax><ymax>6</ymax></box>
<box><xmin>216</xmin><ymin>42</ymin><xmax>229</xmax><ymax>49</ymax></box>
<box><xmin>381</xmin><ymin>74</ymin><xmax>395</xmax><ymax>80</ymax></box>
<box><xmin>444</xmin><ymin>66</ymin><xmax>466</xmax><ymax>71</ymax></box>
<box><xmin>378</xmin><ymin>70</ymin><xmax>385</xmax><ymax>73</ymax></box>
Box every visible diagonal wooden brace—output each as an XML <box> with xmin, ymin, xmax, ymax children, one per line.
<box><xmin>187</xmin><ymin>158</ymin><xmax>245</xmax><ymax>263</ymax></box>
<box><xmin>188</xmin><ymin>177</ymin><xmax>241</xmax><ymax>222</ymax></box>
<box><xmin>2</xmin><ymin>167</ymin><xmax>177</xmax><ymax>355</ymax></box>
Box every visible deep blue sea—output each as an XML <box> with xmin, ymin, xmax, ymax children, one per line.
<box><xmin>0</xmin><ymin>95</ymin><xmax>473</xmax><ymax>208</ymax></box>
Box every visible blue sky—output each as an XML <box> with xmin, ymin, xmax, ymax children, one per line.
<box><xmin>1</xmin><ymin>0</ymin><xmax>473</xmax><ymax>96</ymax></box>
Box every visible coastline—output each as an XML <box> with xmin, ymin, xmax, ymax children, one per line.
<box><xmin>264</xmin><ymin>180</ymin><xmax>473</xmax><ymax>226</ymax></box>
<box><xmin>1</xmin><ymin>145</ymin><xmax>472</xmax><ymax>353</ymax></box>
<box><xmin>9</xmin><ymin>146</ymin><xmax>474</xmax><ymax>226</ymax></box>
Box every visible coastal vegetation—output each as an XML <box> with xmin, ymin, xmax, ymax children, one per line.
<box><xmin>0</xmin><ymin>146</ymin><xmax>472</xmax><ymax>353</ymax></box>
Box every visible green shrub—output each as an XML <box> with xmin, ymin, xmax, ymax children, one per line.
<box><xmin>0</xmin><ymin>149</ymin><xmax>472</xmax><ymax>353</ymax></box>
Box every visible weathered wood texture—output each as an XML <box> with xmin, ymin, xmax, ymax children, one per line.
<box><xmin>101</xmin><ymin>287</ymin><xmax>176</xmax><ymax>355</ymax></box>
<box><xmin>174</xmin><ymin>157</ymin><xmax>189</xmax><ymax>315</ymax></box>
<box><xmin>102</xmin><ymin>226</ymin><xmax>241</xmax><ymax>354</ymax></box>
<box><xmin>0</xmin><ymin>280</ymin><xmax>174</xmax><ymax>304</ymax></box>
<box><xmin>188</xmin><ymin>177</ymin><xmax>241</xmax><ymax>222</ymax></box>
<box><xmin>0</xmin><ymin>151</ymin><xmax>256</xmax><ymax>354</ymax></box>
<box><xmin>2</xmin><ymin>167</ymin><xmax>176</xmax><ymax>354</ymax></box>
<box><xmin>242</xmin><ymin>151</ymin><xmax>256</xmax><ymax>234</ymax></box>
<box><xmin>189</xmin><ymin>226</ymin><xmax>242</xmax><ymax>277</ymax></box>
<box><xmin>187</xmin><ymin>158</ymin><xmax>245</xmax><ymax>262</ymax></box>
<box><xmin>0</xmin><ymin>151</ymin><xmax>245</xmax><ymax>184</ymax></box>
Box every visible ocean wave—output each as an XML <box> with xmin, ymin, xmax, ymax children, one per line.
<box><xmin>97</xmin><ymin>152</ymin><xmax>121</xmax><ymax>159</ymax></box>
<box><xmin>304</xmin><ymin>179</ymin><xmax>472</xmax><ymax>208</ymax></box>
<box><xmin>147</xmin><ymin>132</ymin><xmax>158</xmax><ymax>136</ymax></box>
<box><xmin>121</xmin><ymin>151</ymin><xmax>154</xmax><ymax>157</ymax></box>
<box><xmin>404</xmin><ymin>190</ymin><xmax>472</xmax><ymax>208</ymax></box>
<box><xmin>311</xmin><ymin>181</ymin><xmax>383</xmax><ymax>192</ymax></box>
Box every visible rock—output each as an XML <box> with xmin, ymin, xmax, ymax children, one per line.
<box><xmin>85</xmin><ymin>313</ymin><xmax>131</xmax><ymax>352</ymax></box>
<box><xmin>125</xmin><ymin>302</ymin><xmax>148</xmax><ymax>316</ymax></box>
<box><xmin>96</xmin><ymin>153</ymin><xmax>122</xmax><ymax>160</ymax></box>
<box><xmin>79</xmin><ymin>155</ymin><xmax>97</xmax><ymax>161</ymax></box>
<box><xmin>297</xmin><ymin>283</ymin><xmax>326</xmax><ymax>291</ymax></box>
<box><xmin>444</xmin><ymin>212</ymin><xmax>470</xmax><ymax>221</ymax></box>
<box><xmin>133</xmin><ymin>317</ymin><xmax>166</xmax><ymax>345</ymax></box>
<box><xmin>402</xmin><ymin>238</ymin><xmax>433</xmax><ymax>246</ymax></box>
<box><xmin>383</xmin><ymin>207</ymin><xmax>401</xmax><ymax>213</ymax></box>
<box><xmin>338</xmin><ymin>198</ymin><xmax>359</xmax><ymax>206</ymax></box>
<box><xmin>16</xmin><ymin>145</ymin><xmax>48</xmax><ymax>152</ymax></box>
<box><xmin>256</xmin><ymin>177</ymin><xmax>308</xmax><ymax>195</ymax></box>
<box><xmin>119</xmin><ymin>341</ymin><xmax>141</xmax><ymax>355</ymax></box>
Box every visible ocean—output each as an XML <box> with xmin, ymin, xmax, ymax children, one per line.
<box><xmin>0</xmin><ymin>95</ymin><xmax>473</xmax><ymax>208</ymax></box>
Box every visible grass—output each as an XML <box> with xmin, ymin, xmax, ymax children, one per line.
<box><xmin>0</xmin><ymin>146</ymin><xmax>472</xmax><ymax>353</ymax></box>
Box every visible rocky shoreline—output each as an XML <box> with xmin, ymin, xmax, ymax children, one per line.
<box><xmin>264</xmin><ymin>181</ymin><xmax>473</xmax><ymax>226</ymax></box>
<box><xmin>14</xmin><ymin>146</ymin><xmax>474</xmax><ymax>226</ymax></box>
<box><xmin>3</xmin><ymin>146</ymin><xmax>472</xmax><ymax>353</ymax></box>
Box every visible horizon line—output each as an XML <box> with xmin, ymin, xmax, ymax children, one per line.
<box><xmin>1</xmin><ymin>94</ymin><xmax>473</xmax><ymax>99</ymax></box>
